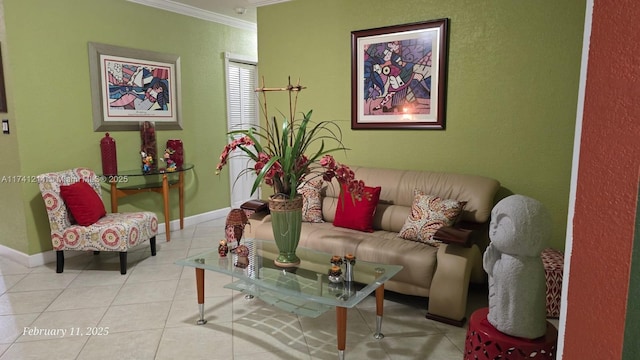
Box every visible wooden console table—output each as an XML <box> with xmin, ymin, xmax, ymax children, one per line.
<box><xmin>105</xmin><ymin>163</ymin><xmax>193</xmax><ymax>241</ymax></box>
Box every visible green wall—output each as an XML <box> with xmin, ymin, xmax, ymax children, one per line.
<box><xmin>0</xmin><ymin>0</ymin><xmax>585</xmax><ymax>255</ymax></box>
<box><xmin>1</xmin><ymin>0</ymin><xmax>257</xmax><ymax>255</ymax></box>
<box><xmin>0</xmin><ymin>1</ymin><xmax>28</xmax><ymax>253</ymax></box>
<box><xmin>257</xmin><ymin>0</ymin><xmax>585</xmax><ymax>250</ymax></box>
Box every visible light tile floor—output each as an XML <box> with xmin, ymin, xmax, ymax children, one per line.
<box><xmin>0</xmin><ymin>218</ymin><xmax>493</xmax><ymax>360</ymax></box>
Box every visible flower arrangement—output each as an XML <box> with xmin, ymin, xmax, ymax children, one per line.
<box><xmin>215</xmin><ymin>78</ymin><xmax>365</xmax><ymax>201</ymax></box>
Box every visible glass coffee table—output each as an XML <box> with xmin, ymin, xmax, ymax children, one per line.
<box><xmin>176</xmin><ymin>239</ymin><xmax>402</xmax><ymax>359</ymax></box>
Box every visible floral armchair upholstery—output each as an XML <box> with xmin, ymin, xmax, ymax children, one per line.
<box><xmin>37</xmin><ymin>168</ymin><xmax>158</xmax><ymax>274</ymax></box>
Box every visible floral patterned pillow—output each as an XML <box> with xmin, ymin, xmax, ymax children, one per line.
<box><xmin>299</xmin><ymin>180</ymin><xmax>324</xmax><ymax>223</ymax></box>
<box><xmin>398</xmin><ymin>190</ymin><xmax>466</xmax><ymax>246</ymax></box>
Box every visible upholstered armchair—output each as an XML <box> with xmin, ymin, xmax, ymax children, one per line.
<box><xmin>37</xmin><ymin>168</ymin><xmax>158</xmax><ymax>274</ymax></box>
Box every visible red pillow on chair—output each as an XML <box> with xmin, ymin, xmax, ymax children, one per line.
<box><xmin>60</xmin><ymin>179</ymin><xmax>106</xmax><ymax>226</ymax></box>
<box><xmin>333</xmin><ymin>185</ymin><xmax>381</xmax><ymax>232</ymax></box>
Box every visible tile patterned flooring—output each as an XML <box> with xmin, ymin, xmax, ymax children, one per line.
<box><xmin>0</xmin><ymin>218</ymin><xmax>491</xmax><ymax>359</ymax></box>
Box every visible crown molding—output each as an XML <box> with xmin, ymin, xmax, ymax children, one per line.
<box><xmin>127</xmin><ymin>0</ymin><xmax>257</xmax><ymax>32</ymax></box>
<box><xmin>247</xmin><ymin>0</ymin><xmax>291</xmax><ymax>5</ymax></box>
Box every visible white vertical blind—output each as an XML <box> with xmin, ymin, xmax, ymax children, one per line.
<box><xmin>226</xmin><ymin>57</ymin><xmax>259</xmax><ymax>207</ymax></box>
<box><xmin>227</xmin><ymin>62</ymin><xmax>257</xmax><ymax>132</ymax></box>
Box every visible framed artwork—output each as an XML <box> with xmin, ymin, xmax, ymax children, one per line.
<box><xmin>88</xmin><ymin>42</ymin><xmax>182</xmax><ymax>131</ymax></box>
<box><xmin>0</xmin><ymin>44</ymin><xmax>7</xmax><ymax>113</ymax></box>
<box><xmin>351</xmin><ymin>19</ymin><xmax>449</xmax><ymax>130</ymax></box>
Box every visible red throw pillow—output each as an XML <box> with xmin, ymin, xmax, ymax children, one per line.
<box><xmin>60</xmin><ymin>179</ymin><xmax>106</xmax><ymax>226</ymax></box>
<box><xmin>333</xmin><ymin>185</ymin><xmax>381</xmax><ymax>232</ymax></box>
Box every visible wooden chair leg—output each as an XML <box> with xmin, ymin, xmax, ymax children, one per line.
<box><xmin>119</xmin><ymin>252</ymin><xmax>127</xmax><ymax>275</ymax></box>
<box><xmin>150</xmin><ymin>236</ymin><xmax>157</xmax><ymax>256</ymax></box>
<box><xmin>56</xmin><ymin>250</ymin><xmax>64</xmax><ymax>273</ymax></box>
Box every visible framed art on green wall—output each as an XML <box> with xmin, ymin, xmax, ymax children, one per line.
<box><xmin>351</xmin><ymin>19</ymin><xmax>449</xmax><ymax>130</ymax></box>
<box><xmin>88</xmin><ymin>42</ymin><xmax>183</xmax><ymax>131</ymax></box>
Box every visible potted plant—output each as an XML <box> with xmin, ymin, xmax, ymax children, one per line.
<box><xmin>216</xmin><ymin>78</ymin><xmax>364</xmax><ymax>267</ymax></box>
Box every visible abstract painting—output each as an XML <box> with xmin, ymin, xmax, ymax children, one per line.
<box><xmin>351</xmin><ymin>19</ymin><xmax>449</xmax><ymax>129</ymax></box>
<box><xmin>89</xmin><ymin>42</ymin><xmax>182</xmax><ymax>131</ymax></box>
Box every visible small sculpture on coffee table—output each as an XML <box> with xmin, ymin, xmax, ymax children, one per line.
<box><xmin>218</xmin><ymin>240</ymin><xmax>229</xmax><ymax>257</ymax></box>
<box><xmin>234</xmin><ymin>244</ymin><xmax>250</xmax><ymax>268</ymax></box>
<box><xmin>225</xmin><ymin>209</ymin><xmax>249</xmax><ymax>251</ymax></box>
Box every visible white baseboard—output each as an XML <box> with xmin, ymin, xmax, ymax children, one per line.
<box><xmin>0</xmin><ymin>245</ymin><xmax>58</xmax><ymax>269</ymax></box>
<box><xmin>157</xmin><ymin>207</ymin><xmax>230</xmax><ymax>234</ymax></box>
<box><xmin>0</xmin><ymin>208</ymin><xmax>231</xmax><ymax>268</ymax></box>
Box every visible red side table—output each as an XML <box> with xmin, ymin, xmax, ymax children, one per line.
<box><xmin>464</xmin><ymin>307</ymin><xmax>558</xmax><ymax>359</ymax></box>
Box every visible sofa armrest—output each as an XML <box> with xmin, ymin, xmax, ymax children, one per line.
<box><xmin>427</xmin><ymin>243</ymin><xmax>482</xmax><ymax>325</ymax></box>
<box><xmin>433</xmin><ymin>226</ymin><xmax>473</xmax><ymax>247</ymax></box>
<box><xmin>433</xmin><ymin>220</ymin><xmax>492</xmax><ymax>248</ymax></box>
<box><xmin>434</xmin><ymin>222</ymin><xmax>488</xmax><ymax>285</ymax></box>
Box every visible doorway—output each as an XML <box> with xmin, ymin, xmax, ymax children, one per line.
<box><xmin>224</xmin><ymin>53</ymin><xmax>259</xmax><ymax>208</ymax></box>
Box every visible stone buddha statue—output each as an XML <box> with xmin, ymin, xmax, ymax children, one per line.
<box><xmin>483</xmin><ymin>194</ymin><xmax>552</xmax><ymax>339</ymax></box>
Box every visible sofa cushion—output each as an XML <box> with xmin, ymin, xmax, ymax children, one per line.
<box><xmin>398</xmin><ymin>191</ymin><xmax>466</xmax><ymax>246</ymax></box>
<box><xmin>299</xmin><ymin>180</ymin><xmax>324</xmax><ymax>223</ymax></box>
<box><xmin>355</xmin><ymin>231</ymin><xmax>438</xmax><ymax>291</ymax></box>
<box><xmin>60</xmin><ymin>179</ymin><xmax>106</xmax><ymax>226</ymax></box>
<box><xmin>333</xmin><ymin>185</ymin><xmax>381</xmax><ymax>232</ymax></box>
<box><xmin>323</xmin><ymin>167</ymin><xmax>500</xmax><ymax>225</ymax></box>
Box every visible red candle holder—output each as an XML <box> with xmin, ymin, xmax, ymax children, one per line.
<box><xmin>166</xmin><ymin>139</ymin><xmax>184</xmax><ymax>167</ymax></box>
<box><xmin>100</xmin><ymin>133</ymin><xmax>118</xmax><ymax>176</ymax></box>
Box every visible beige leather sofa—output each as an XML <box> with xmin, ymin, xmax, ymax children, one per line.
<box><xmin>247</xmin><ymin>166</ymin><xmax>500</xmax><ymax>325</ymax></box>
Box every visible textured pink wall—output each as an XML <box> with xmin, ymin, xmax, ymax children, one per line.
<box><xmin>564</xmin><ymin>0</ymin><xmax>640</xmax><ymax>358</ymax></box>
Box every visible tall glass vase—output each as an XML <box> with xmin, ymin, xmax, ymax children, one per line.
<box><xmin>140</xmin><ymin>121</ymin><xmax>157</xmax><ymax>173</ymax></box>
<box><xmin>269</xmin><ymin>195</ymin><xmax>303</xmax><ymax>267</ymax></box>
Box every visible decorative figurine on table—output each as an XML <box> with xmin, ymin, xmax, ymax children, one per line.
<box><xmin>141</xmin><ymin>151</ymin><xmax>154</xmax><ymax>173</ymax></box>
<box><xmin>225</xmin><ymin>209</ymin><xmax>249</xmax><ymax>251</ymax></box>
<box><xmin>218</xmin><ymin>239</ymin><xmax>229</xmax><ymax>257</ymax></box>
<box><xmin>330</xmin><ymin>255</ymin><xmax>343</xmax><ymax>267</ymax></box>
<box><xmin>328</xmin><ymin>265</ymin><xmax>343</xmax><ymax>283</ymax></box>
<box><xmin>162</xmin><ymin>148</ymin><xmax>177</xmax><ymax>172</ymax></box>
<box><xmin>234</xmin><ymin>244</ymin><xmax>250</xmax><ymax>268</ymax></box>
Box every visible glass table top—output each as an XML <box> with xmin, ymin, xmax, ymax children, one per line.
<box><xmin>99</xmin><ymin>163</ymin><xmax>193</xmax><ymax>189</ymax></box>
<box><xmin>176</xmin><ymin>239</ymin><xmax>403</xmax><ymax>317</ymax></box>
<box><xmin>112</xmin><ymin>163</ymin><xmax>194</xmax><ymax>177</ymax></box>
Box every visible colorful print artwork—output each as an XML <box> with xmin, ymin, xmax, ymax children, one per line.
<box><xmin>89</xmin><ymin>42</ymin><xmax>182</xmax><ymax>131</ymax></box>
<box><xmin>101</xmin><ymin>55</ymin><xmax>174</xmax><ymax>119</ymax></box>
<box><xmin>363</xmin><ymin>37</ymin><xmax>433</xmax><ymax>116</ymax></box>
<box><xmin>351</xmin><ymin>19</ymin><xmax>448</xmax><ymax>130</ymax></box>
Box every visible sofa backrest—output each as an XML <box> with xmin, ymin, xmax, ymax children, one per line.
<box><xmin>322</xmin><ymin>166</ymin><xmax>500</xmax><ymax>233</ymax></box>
